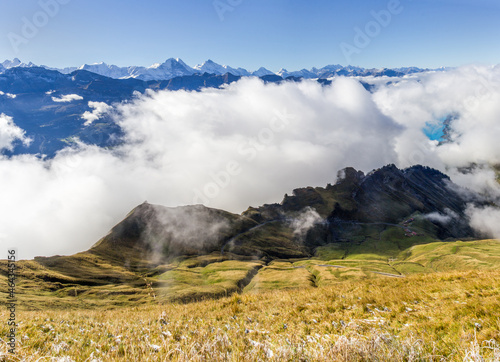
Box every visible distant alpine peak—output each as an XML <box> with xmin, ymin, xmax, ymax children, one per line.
<box><xmin>252</xmin><ymin>67</ymin><xmax>274</xmax><ymax>77</ymax></box>
<box><xmin>161</xmin><ymin>57</ymin><xmax>187</xmax><ymax>66</ymax></box>
<box><xmin>1</xmin><ymin>58</ymin><xmax>32</xmax><ymax>69</ymax></box>
<box><xmin>78</xmin><ymin>62</ymin><xmax>108</xmax><ymax>69</ymax></box>
<box><xmin>162</xmin><ymin>57</ymin><xmax>193</xmax><ymax>69</ymax></box>
<box><xmin>0</xmin><ymin>57</ymin><xmax>436</xmax><ymax>81</ymax></box>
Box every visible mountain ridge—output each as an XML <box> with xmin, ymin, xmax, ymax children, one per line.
<box><xmin>86</xmin><ymin>164</ymin><xmax>481</xmax><ymax>265</ymax></box>
<box><xmin>0</xmin><ymin>57</ymin><xmax>438</xmax><ymax>81</ymax></box>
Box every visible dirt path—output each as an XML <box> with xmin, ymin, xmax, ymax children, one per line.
<box><xmin>371</xmin><ymin>271</ymin><xmax>405</xmax><ymax>278</ymax></box>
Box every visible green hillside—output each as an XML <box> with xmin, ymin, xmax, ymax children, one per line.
<box><xmin>2</xmin><ymin>238</ymin><xmax>500</xmax><ymax>310</ymax></box>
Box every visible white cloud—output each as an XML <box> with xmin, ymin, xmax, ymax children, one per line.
<box><xmin>289</xmin><ymin>207</ymin><xmax>324</xmax><ymax>238</ymax></box>
<box><xmin>0</xmin><ymin>78</ymin><xmax>404</xmax><ymax>258</ymax></box>
<box><xmin>372</xmin><ymin>65</ymin><xmax>500</xmax><ymax>169</ymax></box>
<box><xmin>52</xmin><ymin>94</ymin><xmax>83</xmax><ymax>103</ymax></box>
<box><xmin>0</xmin><ymin>113</ymin><xmax>30</xmax><ymax>151</ymax></box>
<box><xmin>0</xmin><ymin>91</ymin><xmax>16</xmax><ymax>99</ymax></box>
<box><xmin>114</xmin><ymin>78</ymin><xmax>402</xmax><ymax>210</ymax></box>
<box><xmin>424</xmin><ymin>208</ymin><xmax>459</xmax><ymax>225</ymax></box>
<box><xmin>466</xmin><ymin>205</ymin><xmax>500</xmax><ymax>239</ymax></box>
<box><xmin>82</xmin><ymin>101</ymin><xmax>112</xmax><ymax>126</ymax></box>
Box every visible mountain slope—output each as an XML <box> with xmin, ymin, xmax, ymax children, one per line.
<box><xmin>246</xmin><ymin>165</ymin><xmax>477</xmax><ymax>245</ymax></box>
<box><xmin>89</xmin><ymin>165</ymin><xmax>482</xmax><ymax>265</ymax></box>
<box><xmin>89</xmin><ymin>202</ymin><xmax>259</xmax><ymax>268</ymax></box>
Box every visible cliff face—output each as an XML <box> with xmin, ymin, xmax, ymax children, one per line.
<box><xmin>337</xmin><ymin>165</ymin><xmax>468</xmax><ymax>222</ymax></box>
<box><xmin>247</xmin><ymin>164</ymin><xmax>478</xmax><ymax>245</ymax></box>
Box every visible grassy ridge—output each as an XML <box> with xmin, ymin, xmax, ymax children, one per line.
<box><xmin>395</xmin><ymin>239</ymin><xmax>500</xmax><ymax>273</ymax></box>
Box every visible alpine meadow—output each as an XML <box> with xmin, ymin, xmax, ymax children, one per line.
<box><xmin>2</xmin><ymin>1</ymin><xmax>500</xmax><ymax>361</ymax></box>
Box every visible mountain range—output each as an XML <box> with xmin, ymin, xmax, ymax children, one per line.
<box><xmin>1</xmin><ymin>57</ymin><xmax>435</xmax><ymax>81</ymax></box>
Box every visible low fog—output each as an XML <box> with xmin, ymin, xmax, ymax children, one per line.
<box><xmin>2</xmin><ymin>65</ymin><xmax>500</xmax><ymax>258</ymax></box>
<box><xmin>289</xmin><ymin>207</ymin><xmax>325</xmax><ymax>239</ymax></box>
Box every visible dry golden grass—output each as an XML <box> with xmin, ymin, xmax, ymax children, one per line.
<box><xmin>2</xmin><ymin>239</ymin><xmax>500</xmax><ymax>360</ymax></box>
<box><xmin>2</xmin><ymin>269</ymin><xmax>500</xmax><ymax>361</ymax></box>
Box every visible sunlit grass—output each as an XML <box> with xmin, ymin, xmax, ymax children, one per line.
<box><xmin>1</xmin><ymin>269</ymin><xmax>500</xmax><ymax>361</ymax></box>
<box><xmin>1</xmin><ymin>239</ymin><xmax>500</xmax><ymax>360</ymax></box>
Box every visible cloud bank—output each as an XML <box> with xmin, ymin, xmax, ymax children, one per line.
<box><xmin>3</xmin><ymin>66</ymin><xmax>500</xmax><ymax>258</ymax></box>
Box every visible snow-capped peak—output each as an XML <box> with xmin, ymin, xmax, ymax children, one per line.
<box><xmin>155</xmin><ymin>58</ymin><xmax>193</xmax><ymax>72</ymax></box>
<box><xmin>194</xmin><ymin>59</ymin><xmax>226</xmax><ymax>74</ymax></box>
<box><xmin>76</xmin><ymin>62</ymin><xmax>130</xmax><ymax>79</ymax></box>
<box><xmin>252</xmin><ymin>67</ymin><xmax>274</xmax><ymax>77</ymax></box>
<box><xmin>193</xmin><ymin>60</ymin><xmax>250</xmax><ymax>76</ymax></box>
<box><xmin>2</xmin><ymin>58</ymin><xmax>22</xmax><ymax>68</ymax></box>
<box><xmin>1</xmin><ymin>58</ymin><xmax>36</xmax><ymax>70</ymax></box>
<box><xmin>78</xmin><ymin>61</ymin><xmax>108</xmax><ymax>70</ymax></box>
<box><xmin>161</xmin><ymin>58</ymin><xmax>194</xmax><ymax>73</ymax></box>
<box><xmin>0</xmin><ymin>57</ymin><xmax>432</xmax><ymax>81</ymax></box>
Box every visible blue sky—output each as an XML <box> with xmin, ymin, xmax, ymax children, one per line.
<box><xmin>0</xmin><ymin>0</ymin><xmax>499</xmax><ymax>71</ymax></box>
